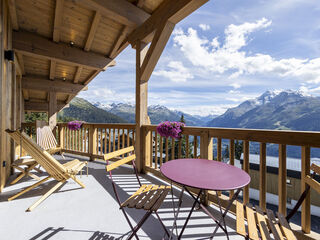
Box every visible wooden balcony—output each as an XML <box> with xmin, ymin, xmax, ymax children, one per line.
<box><xmin>15</xmin><ymin>122</ymin><xmax>320</xmax><ymax>239</ymax></box>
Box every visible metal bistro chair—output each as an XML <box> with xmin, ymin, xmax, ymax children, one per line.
<box><xmin>105</xmin><ymin>146</ymin><xmax>171</xmax><ymax>240</ymax></box>
<box><xmin>236</xmin><ymin>163</ymin><xmax>320</xmax><ymax>240</ymax></box>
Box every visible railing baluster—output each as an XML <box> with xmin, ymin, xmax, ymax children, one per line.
<box><xmin>278</xmin><ymin>144</ymin><xmax>287</xmax><ymax>215</ymax></box>
<box><xmin>165</xmin><ymin>137</ymin><xmax>169</xmax><ymax>162</ymax></box>
<box><xmin>150</xmin><ymin>131</ymin><xmax>153</xmax><ymax>166</ymax></box>
<box><xmin>193</xmin><ymin>135</ymin><xmax>197</xmax><ymax>158</ymax></box>
<box><xmin>159</xmin><ymin>136</ymin><xmax>163</xmax><ymax>166</ymax></box>
<box><xmin>186</xmin><ymin>135</ymin><xmax>189</xmax><ymax>158</ymax></box>
<box><xmin>243</xmin><ymin>140</ymin><xmax>250</xmax><ymax>204</ymax></box>
<box><xmin>171</xmin><ymin>138</ymin><xmax>175</xmax><ymax>160</ymax></box>
<box><xmin>155</xmin><ymin>132</ymin><xmax>158</xmax><ymax>169</ymax></box>
<box><xmin>217</xmin><ymin>137</ymin><xmax>222</xmax><ymax>161</ymax></box>
<box><xmin>113</xmin><ymin>128</ymin><xmax>116</xmax><ymax>152</ymax></box>
<box><xmin>301</xmin><ymin>146</ymin><xmax>311</xmax><ymax>233</ymax></box>
<box><xmin>259</xmin><ymin>142</ymin><xmax>266</xmax><ymax>210</ymax></box>
<box><xmin>229</xmin><ymin>139</ymin><xmax>235</xmax><ymax>199</ymax></box>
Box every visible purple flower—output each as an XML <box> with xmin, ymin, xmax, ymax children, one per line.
<box><xmin>67</xmin><ymin>121</ymin><xmax>83</xmax><ymax>130</ymax></box>
<box><xmin>156</xmin><ymin>121</ymin><xmax>185</xmax><ymax>139</ymax></box>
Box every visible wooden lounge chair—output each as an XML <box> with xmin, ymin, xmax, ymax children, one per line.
<box><xmin>105</xmin><ymin>146</ymin><xmax>170</xmax><ymax>240</ymax></box>
<box><xmin>6</xmin><ymin>129</ymin><xmax>88</xmax><ymax>211</ymax></box>
<box><xmin>236</xmin><ymin>163</ymin><xmax>320</xmax><ymax>240</ymax></box>
<box><xmin>36</xmin><ymin>120</ymin><xmax>62</xmax><ymax>155</ymax></box>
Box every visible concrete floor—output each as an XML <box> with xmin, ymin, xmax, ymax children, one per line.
<box><xmin>0</xmin><ymin>154</ymin><xmax>244</xmax><ymax>240</ymax></box>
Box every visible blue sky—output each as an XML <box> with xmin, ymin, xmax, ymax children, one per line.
<box><xmin>79</xmin><ymin>0</ymin><xmax>320</xmax><ymax>116</ymax></box>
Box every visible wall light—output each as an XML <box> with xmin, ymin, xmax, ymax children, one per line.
<box><xmin>4</xmin><ymin>50</ymin><xmax>14</xmax><ymax>62</ymax></box>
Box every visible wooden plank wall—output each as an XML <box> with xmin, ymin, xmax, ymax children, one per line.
<box><xmin>0</xmin><ymin>0</ymin><xmax>22</xmax><ymax>192</ymax></box>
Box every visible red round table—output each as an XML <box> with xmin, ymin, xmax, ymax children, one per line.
<box><xmin>160</xmin><ymin>159</ymin><xmax>251</xmax><ymax>239</ymax></box>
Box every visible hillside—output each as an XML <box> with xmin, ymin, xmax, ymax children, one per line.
<box><xmin>208</xmin><ymin>90</ymin><xmax>320</xmax><ymax>131</ymax></box>
<box><xmin>58</xmin><ymin>98</ymin><xmax>126</xmax><ymax>123</ymax></box>
<box><xmin>93</xmin><ymin>102</ymin><xmax>209</xmax><ymax>126</ymax></box>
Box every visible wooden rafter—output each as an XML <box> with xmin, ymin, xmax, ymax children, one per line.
<box><xmin>53</xmin><ymin>0</ymin><xmax>64</xmax><ymax>42</ymax></box>
<box><xmin>22</xmin><ymin>76</ymin><xmax>85</xmax><ymax>95</ymax></box>
<box><xmin>66</xmin><ymin>94</ymin><xmax>75</xmax><ymax>103</ymax></box>
<box><xmin>137</xmin><ymin>0</ymin><xmax>145</xmax><ymax>8</ymax></box>
<box><xmin>73</xmin><ymin>66</ymin><xmax>83</xmax><ymax>83</ymax></box>
<box><xmin>140</xmin><ymin>21</ymin><xmax>175</xmax><ymax>83</ymax></box>
<box><xmin>109</xmin><ymin>26</ymin><xmax>129</xmax><ymax>59</ymax></box>
<box><xmin>127</xmin><ymin>0</ymin><xmax>208</xmax><ymax>45</ymax></box>
<box><xmin>84</xmin><ymin>11</ymin><xmax>101</xmax><ymax>51</ymax></box>
<box><xmin>16</xmin><ymin>52</ymin><xmax>25</xmax><ymax>75</ymax></box>
<box><xmin>13</xmin><ymin>31</ymin><xmax>113</xmax><ymax>70</ymax></box>
<box><xmin>25</xmin><ymin>101</ymin><xmax>65</xmax><ymax>112</ymax></box>
<box><xmin>22</xmin><ymin>89</ymin><xmax>29</xmax><ymax>100</ymax></box>
<box><xmin>78</xmin><ymin>0</ymin><xmax>150</xmax><ymax>26</ymax></box>
<box><xmin>7</xmin><ymin>0</ymin><xmax>19</xmax><ymax>30</ymax></box>
<box><xmin>83</xmin><ymin>70</ymin><xmax>100</xmax><ymax>85</ymax></box>
<box><xmin>49</xmin><ymin>60</ymin><xmax>56</xmax><ymax>80</ymax></box>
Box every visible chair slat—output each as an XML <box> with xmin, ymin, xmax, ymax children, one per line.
<box><xmin>143</xmin><ymin>186</ymin><xmax>165</xmax><ymax>210</ymax></box>
<box><xmin>311</xmin><ymin>163</ymin><xmax>320</xmax><ymax>175</ymax></box>
<box><xmin>277</xmin><ymin>212</ymin><xmax>297</xmax><ymax>240</ymax></box>
<box><xmin>151</xmin><ymin>187</ymin><xmax>171</xmax><ymax>211</ymax></box>
<box><xmin>305</xmin><ymin>175</ymin><xmax>320</xmax><ymax>194</ymax></box>
<box><xmin>136</xmin><ymin>185</ymin><xmax>160</xmax><ymax>209</ymax></box>
<box><xmin>127</xmin><ymin>185</ymin><xmax>154</xmax><ymax>208</ymax></box>
<box><xmin>255</xmin><ymin>205</ymin><xmax>272</xmax><ymax>240</ymax></box>
<box><xmin>236</xmin><ymin>201</ymin><xmax>247</xmax><ymax>237</ymax></box>
<box><xmin>121</xmin><ymin>185</ymin><xmax>147</xmax><ymax>207</ymax></box>
<box><xmin>245</xmin><ymin>204</ymin><xmax>259</xmax><ymax>240</ymax></box>
<box><xmin>106</xmin><ymin>154</ymin><xmax>136</xmax><ymax>172</ymax></box>
<box><xmin>266</xmin><ymin>209</ymin><xmax>284</xmax><ymax>240</ymax></box>
<box><xmin>104</xmin><ymin>146</ymin><xmax>134</xmax><ymax>161</ymax></box>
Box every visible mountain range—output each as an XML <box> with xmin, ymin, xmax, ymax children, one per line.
<box><xmin>92</xmin><ymin>102</ymin><xmax>215</xmax><ymax>126</ymax></box>
<box><xmin>208</xmin><ymin>90</ymin><xmax>320</xmax><ymax>131</ymax></box>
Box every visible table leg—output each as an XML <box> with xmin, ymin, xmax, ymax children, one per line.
<box><xmin>210</xmin><ymin>188</ymin><xmax>242</xmax><ymax>239</ymax></box>
<box><xmin>178</xmin><ymin>189</ymin><xmax>202</xmax><ymax>239</ymax></box>
<box><xmin>169</xmin><ymin>183</ymin><xmax>185</xmax><ymax>240</ymax></box>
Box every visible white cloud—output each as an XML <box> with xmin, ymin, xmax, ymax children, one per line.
<box><xmin>230</xmin><ymin>82</ymin><xmax>241</xmax><ymax>89</ymax></box>
<box><xmin>199</xmin><ymin>23</ymin><xmax>210</xmax><ymax>31</ymax></box>
<box><xmin>153</xmin><ymin>61</ymin><xmax>193</xmax><ymax>82</ymax></box>
<box><xmin>170</xmin><ymin>18</ymin><xmax>320</xmax><ymax>84</ymax></box>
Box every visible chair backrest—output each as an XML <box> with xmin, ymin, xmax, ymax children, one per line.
<box><xmin>36</xmin><ymin>120</ymin><xmax>58</xmax><ymax>150</ymax></box>
<box><xmin>104</xmin><ymin>146</ymin><xmax>140</xmax><ymax>206</ymax></box>
<box><xmin>286</xmin><ymin>163</ymin><xmax>320</xmax><ymax>221</ymax></box>
<box><xmin>6</xmin><ymin>129</ymin><xmax>67</xmax><ymax>181</ymax></box>
<box><xmin>105</xmin><ymin>146</ymin><xmax>135</xmax><ymax>172</ymax></box>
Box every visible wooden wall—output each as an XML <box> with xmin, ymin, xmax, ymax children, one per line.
<box><xmin>0</xmin><ymin>0</ymin><xmax>22</xmax><ymax>192</ymax></box>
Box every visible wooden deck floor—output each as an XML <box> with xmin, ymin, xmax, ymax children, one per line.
<box><xmin>0</xmin><ymin>154</ymin><xmax>245</xmax><ymax>240</ymax></box>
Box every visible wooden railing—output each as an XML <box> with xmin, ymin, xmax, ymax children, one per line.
<box><xmin>57</xmin><ymin>123</ymin><xmax>136</xmax><ymax>160</ymax></box>
<box><xmin>142</xmin><ymin>125</ymin><xmax>320</xmax><ymax>234</ymax></box>
<box><xmin>21</xmin><ymin>122</ymin><xmax>36</xmax><ymax>140</ymax></box>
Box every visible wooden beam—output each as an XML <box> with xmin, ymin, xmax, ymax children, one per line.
<box><xmin>13</xmin><ymin>31</ymin><xmax>112</xmax><ymax>70</ymax></box>
<box><xmin>127</xmin><ymin>0</ymin><xmax>208</xmax><ymax>45</ymax></box>
<box><xmin>53</xmin><ymin>0</ymin><xmax>64</xmax><ymax>42</ymax></box>
<box><xmin>73</xmin><ymin>66</ymin><xmax>83</xmax><ymax>83</ymax></box>
<box><xmin>140</xmin><ymin>21</ymin><xmax>174</xmax><ymax>83</ymax></box>
<box><xmin>137</xmin><ymin>0</ymin><xmax>145</xmax><ymax>8</ymax></box>
<box><xmin>16</xmin><ymin>52</ymin><xmax>25</xmax><ymax>75</ymax></box>
<box><xmin>49</xmin><ymin>92</ymin><xmax>57</xmax><ymax>129</ymax></box>
<box><xmin>83</xmin><ymin>70</ymin><xmax>100</xmax><ymax>85</ymax></box>
<box><xmin>78</xmin><ymin>0</ymin><xmax>150</xmax><ymax>26</ymax></box>
<box><xmin>66</xmin><ymin>94</ymin><xmax>75</xmax><ymax>103</ymax></box>
<box><xmin>109</xmin><ymin>26</ymin><xmax>129</xmax><ymax>58</ymax></box>
<box><xmin>25</xmin><ymin>101</ymin><xmax>65</xmax><ymax>112</ymax></box>
<box><xmin>22</xmin><ymin>76</ymin><xmax>85</xmax><ymax>94</ymax></box>
<box><xmin>8</xmin><ymin>0</ymin><xmax>19</xmax><ymax>30</ymax></box>
<box><xmin>22</xmin><ymin>89</ymin><xmax>29</xmax><ymax>100</ymax></box>
<box><xmin>49</xmin><ymin>60</ymin><xmax>56</xmax><ymax>80</ymax></box>
<box><xmin>14</xmin><ymin>53</ymin><xmax>22</xmax><ymax>77</ymax></box>
<box><xmin>84</xmin><ymin>11</ymin><xmax>101</xmax><ymax>51</ymax></box>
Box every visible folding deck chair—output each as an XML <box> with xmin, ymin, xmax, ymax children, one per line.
<box><xmin>6</xmin><ymin>129</ymin><xmax>88</xmax><ymax>211</ymax></box>
<box><xmin>36</xmin><ymin>120</ymin><xmax>63</xmax><ymax>155</ymax></box>
<box><xmin>236</xmin><ymin>163</ymin><xmax>320</xmax><ymax>240</ymax></box>
<box><xmin>105</xmin><ymin>146</ymin><xmax>170</xmax><ymax>240</ymax></box>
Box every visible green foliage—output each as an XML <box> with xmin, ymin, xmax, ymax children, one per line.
<box><xmin>235</xmin><ymin>140</ymin><xmax>243</xmax><ymax>160</ymax></box>
<box><xmin>25</xmin><ymin>112</ymin><xmax>47</xmax><ymax>123</ymax></box>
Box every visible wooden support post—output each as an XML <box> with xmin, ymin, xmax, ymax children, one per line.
<box><xmin>278</xmin><ymin>144</ymin><xmax>287</xmax><ymax>215</ymax></box>
<box><xmin>89</xmin><ymin>125</ymin><xmax>97</xmax><ymax>161</ymax></box>
<box><xmin>48</xmin><ymin>92</ymin><xmax>57</xmax><ymax>130</ymax></box>
<box><xmin>135</xmin><ymin>41</ymin><xmax>149</xmax><ymax>173</ymax></box>
<box><xmin>59</xmin><ymin>125</ymin><xmax>64</xmax><ymax>149</ymax></box>
<box><xmin>200</xmin><ymin>130</ymin><xmax>213</xmax><ymax>205</ymax></box>
<box><xmin>243</xmin><ymin>140</ymin><xmax>249</xmax><ymax>204</ymax></box>
<box><xmin>259</xmin><ymin>142</ymin><xmax>267</xmax><ymax>211</ymax></box>
<box><xmin>301</xmin><ymin>146</ymin><xmax>311</xmax><ymax>233</ymax></box>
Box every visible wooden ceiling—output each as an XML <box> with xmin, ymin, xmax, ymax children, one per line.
<box><xmin>8</xmin><ymin>0</ymin><xmax>207</xmax><ymax>112</ymax></box>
